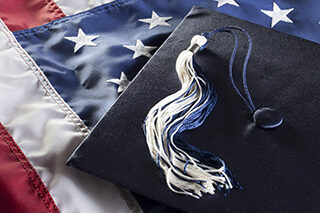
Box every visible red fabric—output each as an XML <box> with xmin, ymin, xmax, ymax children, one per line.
<box><xmin>0</xmin><ymin>123</ymin><xmax>59</xmax><ymax>213</ymax></box>
<box><xmin>0</xmin><ymin>0</ymin><xmax>65</xmax><ymax>31</ymax></box>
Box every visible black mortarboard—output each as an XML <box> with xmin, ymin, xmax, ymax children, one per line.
<box><xmin>67</xmin><ymin>7</ymin><xmax>320</xmax><ymax>212</ymax></box>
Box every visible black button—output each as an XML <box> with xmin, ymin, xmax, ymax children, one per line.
<box><xmin>253</xmin><ymin>107</ymin><xmax>283</xmax><ymax>129</ymax></box>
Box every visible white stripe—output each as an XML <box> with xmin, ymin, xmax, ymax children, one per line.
<box><xmin>54</xmin><ymin>0</ymin><xmax>115</xmax><ymax>15</ymax></box>
<box><xmin>0</xmin><ymin>19</ymin><xmax>140</xmax><ymax>213</ymax></box>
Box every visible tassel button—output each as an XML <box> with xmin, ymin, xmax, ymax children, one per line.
<box><xmin>253</xmin><ymin>107</ymin><xmax>283</xmax><ymax>129</ymax></box>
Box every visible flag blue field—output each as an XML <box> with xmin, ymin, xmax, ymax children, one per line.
<box><xmin>13</xmin><ymin>0</ymin><xmax>320</xmax><ymax>129</ymax></box>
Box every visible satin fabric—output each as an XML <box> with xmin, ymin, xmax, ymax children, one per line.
<box><xmin>0</xmin><ymin>19</ymin><xmax>138</xmax><ymax>213</ymax></box>
<box><xmin>0</xmin><ymin>122</ymin><xmax>58</xmax><ymax>213</ymax></box>
<box><xmin>14</xmin><ymin>0</ymin><xmax>220</xmax><ymax>129</ymax></box>
<box><xmin>0</xmin><ymin>0</ymin><xmax>65</xmax><ymax>31</ymax></box>
<box><xmin>14</xmin><ymin>0</ymin><xmax>320</xmax><ymax>130</ymax></box>
<box><xmin>68</xmin><ymin>7</ymin><xmax>320</xmax><ymax>212</ymax></box>
<box><xmin>55</xmin><ymin>0</ymin><xmax>115</xmax><ymax>15</ymax></box>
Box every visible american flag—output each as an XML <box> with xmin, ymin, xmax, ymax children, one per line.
<box><xmin>0</xmin><ymin>0</ymin><xmax>319</xmax><ymax>212</ymax></box>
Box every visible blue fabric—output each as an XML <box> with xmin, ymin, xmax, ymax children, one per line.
<box><xmin>13</xmin><ymin>0</ymin><xmax>320</xmax><ymax>129</ymax></box>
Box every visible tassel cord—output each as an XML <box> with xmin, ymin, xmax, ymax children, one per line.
<box><xmin>202</xmin><ymin>26</ymin><xmax>255</xmax><ymax>112</ymax></box>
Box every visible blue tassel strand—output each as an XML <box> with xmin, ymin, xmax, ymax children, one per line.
<box><xmin>144</xmin><ymin>27</ymin><xmax>254</xmax><ymax>198</ymax></box>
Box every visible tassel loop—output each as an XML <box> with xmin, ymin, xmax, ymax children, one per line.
<box><xmin>186</xmin><ymin>35</ymin><xmax>207</xmax><ymax>53</ymax></box>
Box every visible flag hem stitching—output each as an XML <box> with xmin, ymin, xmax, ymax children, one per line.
<box><xmin>13</xmin><ymin>0</ymin><xmax>136</xmax><ymax>38</ymax></box>
<box><xmin>0</xmin><ymin>20</ymin><xmax>90</xmax><ymax>137</ymax></box>
<box><xmin>0</xmin><ymin>123</ymin><xmax>60</xmax><ymax>213</ymax></box>
<box><xmin>43</xmin><ymin>0</ymin><xmax>66</xmax><ymax>19</ymax></box>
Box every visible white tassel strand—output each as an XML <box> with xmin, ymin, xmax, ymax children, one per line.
<box><xmin>144</xmin><ymin>35</ymin><xmax>235</xmax><ymax>199</ymax></box>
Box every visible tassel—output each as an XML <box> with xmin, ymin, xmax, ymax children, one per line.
<box><xmin>143</xmin><ymin>35</ymin><xmax>239</xmax><ymax>198</ymax></box>
<box><xmin>144</xmin><ymin>26</ymin><xmax>282</xmax><ymax>198</ymax></box>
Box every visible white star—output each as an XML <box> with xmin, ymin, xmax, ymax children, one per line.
<box><xmin>106</xmin><ymin>72</ymin><xmax>130</xmax><ymax>93</ymax></box>
<box><xmin>139</xmin><ymin>11</ymin><xmax>172</xmax><ymax>29</ymax></box>
<box><xmin>65</xmin><ymin>28</ymin><xmax>100</xmax><ymax>53</ymax></box>
<box><xmin>214</xmin><ymin>0</ymin><xmax>239</xmax><ymax>8</ymax></box>
<box><xmin>261</xmin><ymin>2</ymin><xmax>294</xmax><ymax>28</ymax></box>
<box><xmin>123</xmin><ymin>39</ymin><xmax>157</xmax><ymax>59</ymax></box>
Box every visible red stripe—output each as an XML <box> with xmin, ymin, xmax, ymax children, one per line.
<box><xmin>0</xmin><ymin>0</ymin><xmax>65</xmax><ymax>31</ymax></box>
<box><xmin>0</xmin><ymin>122</ymin><xmax>60</xmax><ymax>213</ymax></box>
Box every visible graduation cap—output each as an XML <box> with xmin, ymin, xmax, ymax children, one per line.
<box><xmin>68</xmin><ymin>7</ymin><xmax>320</xmax><ymax>212</ymax></box>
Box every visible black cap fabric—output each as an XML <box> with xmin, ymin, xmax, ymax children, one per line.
<box><xmin>67</xmin><ymin>7</ymin><xmax>320</xmax><ymax>213</ymax></box>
